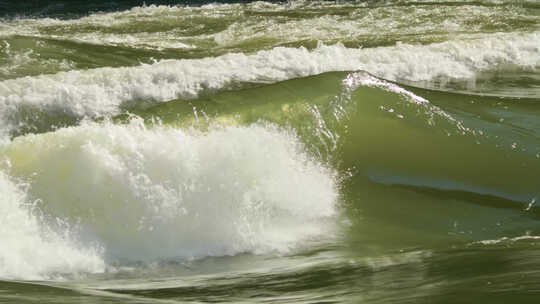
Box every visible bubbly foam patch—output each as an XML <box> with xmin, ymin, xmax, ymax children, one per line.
<box><xmin>0</xmin><ymin>1</ymin><xmax>534</xmax><ymax>50</ymax></box>
<box><xmin>1</xmin><ymin>120</ymin><xmax>338</xmax><ymax>263</ymax></box>
<box><xmin>0</xmin><ymin>171</ymin><xmax>104</xmax><ymax>280</ymax></box>
<box><xmin>1</xmin><ymin>32</ymin><xmax>539</xmax><ymax>135</ymax></box>
<box><xmin>0</xmin><ymin>40</ymin><xmax>74</xmax><ymax>80</ymax></box>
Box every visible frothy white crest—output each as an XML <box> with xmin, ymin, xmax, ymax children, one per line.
<box><xmin>473</xmin><ymin>235</ymin><xmax>540</xmax><ymax>246</ymax></box>
<box><xmin>0</xmin><ymin>171</ymin><xmax>104</xmax><ymax>280</ymax></box>
<box><xmin>342</xmin><ymin>71</ymin><xmax>470</xmax><ymax>133</ymax></box>
<box><xmin>343</xmin><ymin>72</ymin><xmax>429</xmax><ymax>104</ymax></box>
<box><xmin>1</xmin><ymin>120</ymin><xmax>338</xmax><ymax>263</ymax></box>
<box><xmin>0</xmin><ymin>31</ymin><xmax>538</xmax><ymax>133</ymax></box>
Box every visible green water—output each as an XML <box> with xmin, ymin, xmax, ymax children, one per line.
<box><xmin>0</xmin><ymin>1</ymin><xmax>539</xmax><ymax>303</ymax></box>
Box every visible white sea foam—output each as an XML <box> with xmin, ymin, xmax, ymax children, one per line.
<box><xmin>473</xmin><ymin>235</ymin><xmax>540</xmax><ymax>246</ymax></box>
<box><xmin>0</xmin><ymin>120</ymin><xmax>338</xmax><ymax>265</ymax></box>
<box><xmin>0</xmin><ymin>171</ymin><xmax>104</xmax><ymax>280</ymax></box>
<box><xmin>1</xmin><ymin>31</ymin><xmax>538</xmax><ymax>134</ymax></box>
<box><xmin>0</xmin><ymin>40</ymin><xmax>74</xmax><ymax>80</ymax></box>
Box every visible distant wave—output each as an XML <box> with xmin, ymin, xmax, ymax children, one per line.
<box><xmin>1</xmin><ymin>32</ymin><xmax>538</xmax><ymax>136</ymax></box>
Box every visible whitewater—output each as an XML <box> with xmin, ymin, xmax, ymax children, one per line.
<box><xmin>0</xmin><ymin>1</ymin><xmax>539</xmax><ymax>303</ymax></box>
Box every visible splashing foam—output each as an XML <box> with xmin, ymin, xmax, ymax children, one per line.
<box><xmin>0</xmin><ymin>120</ymin><xmax>338</xmax><ymax>271</ymax></box>
<box><xmin>0</xmin><ymin>171</ymin><xmax>104</xmax><ymax>280</ymax></box>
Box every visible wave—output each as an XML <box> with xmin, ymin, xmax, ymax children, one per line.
<box><xmin>0</xmin><ymin>40</ymin><xmax>75</xmax><ymax>81</ymax></box>
<box><xmin>2</xmin><ymin>0</ymin><xmax>538</xmax><ymax>18</ymax></box>
<box><xmin>113</xmin><ymin>70</ymin><xmax>540</xmax><ymax>207</ymax></box>
<box><xmin>0</xmin><ymin>119</ymin><xmax>338</xmax><ymax>279</ymax></box>
<box><xmin>1</xmin><ymin>32</ymin><xmax>539</xmax><ymax>136</ymax></box>
<box><xmin>1</xmin><ymin>1</ymin><xmax>535</xmax><ymax>48</ymax></box>
<box><xmin>0</xmin><ymin>171</ymin><xmax>104</xmax><ymax>280</ymax></box>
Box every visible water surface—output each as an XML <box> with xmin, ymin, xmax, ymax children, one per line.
<box><xmin>1</xmin><ymin>1</ymin><xmax>539</xmax><ymax>303</ymax></box>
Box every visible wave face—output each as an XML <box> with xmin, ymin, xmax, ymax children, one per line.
<box><xmin>1</xmin><ymin>1</ymin><xmax>540</xmax><ymax>303</ymax></box>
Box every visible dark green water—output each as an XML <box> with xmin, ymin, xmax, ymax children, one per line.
<box><xmin>0</xmin><ymin>1</ymin><xmax>539</xmax><ymax>303</ymax></box>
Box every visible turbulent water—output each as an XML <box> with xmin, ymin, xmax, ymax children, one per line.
<box><xmin>0</xmin><ymin>0</ymin><xmax>539</xmax><ymax>303</ymax></box>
